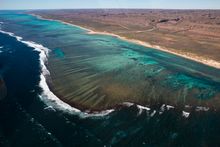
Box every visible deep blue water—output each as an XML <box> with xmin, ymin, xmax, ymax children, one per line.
<box><xmin>0</xmin><ymin>11</ymin><xmax>220</xmax><ymax>147</ymax></box>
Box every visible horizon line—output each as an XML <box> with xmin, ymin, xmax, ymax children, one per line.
<box><xmin>1</xmin><ymin>8</ymin><xmax>220</xmax><ymax>11</ymax></box>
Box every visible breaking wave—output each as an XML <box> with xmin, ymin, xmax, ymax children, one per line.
<box><xmin>0</xmin><ymin>29</ymin><xmax>116</xmax><ymax>118</ymax></box>
<box><xmin>0</xmin><ymin>29</ymin><xmax>209</xmax><ymax>119</ymax></box>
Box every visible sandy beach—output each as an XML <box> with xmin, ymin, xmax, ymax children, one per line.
<box><xmin>31</xmin><ymin>13</ymin><xmax>220</xmax><ymax>69</ymax></box>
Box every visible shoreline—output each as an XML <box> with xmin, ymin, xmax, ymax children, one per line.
<box><xmin>0</xmin><ymin>13</ymin><xmax>217</xmax><ymax>120</ymax></box>
<box><xmin>24</xmin><ymin>14</ymin><xmax>218</xmax><ymax>114</ymax></box>
<box><xmin>30</xmin><ymin>13</ymin><xmax>220</xmax><ymax>69</ymax></box>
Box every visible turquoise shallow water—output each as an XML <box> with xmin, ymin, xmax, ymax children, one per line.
<box><xmin>0</xmin><ymin>11</ymin><xmax>220</xmax><ymax>110</ymax></box>
<box><xmin>1</xmin><ymin>11</ymin><xmax>220</xmax><ymax>147</ymax></box>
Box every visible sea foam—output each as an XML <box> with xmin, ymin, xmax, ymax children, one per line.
<box><xmin>182</xmin><ymin>111</ymin><xmax>190</xmax><ymax>118</ymax></box>
<box><xmin>0</xmin><ymin>29</ymin><xmax>115</xmax><ymax>118</ymax></box>
<box><xmin>0</xmin><ymin>30</ymin><xmax>152</xmax><ymax>117</ymax></box>
<box><xmin>0</xmin><ymin>29</ymin><xmax>209</xmax><ymax>118</ymax></box>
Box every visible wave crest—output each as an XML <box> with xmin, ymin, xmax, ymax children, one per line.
<box><xmin>0</xmin><ymin>30</ymin><xmax>115</xmax><ymax>118</ymax></box>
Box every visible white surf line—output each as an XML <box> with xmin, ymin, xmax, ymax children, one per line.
<box><xmin>166</xmin><ymin>105</ymin><xmax>175</xmax><ymax>110</ymax></box>
<box><xmin>150</xmin><ymin>110</ymin><xmax>157</xmax><ymax>117</ymax></box>
<box><xmin>182</xmin><ymin>111</ymin><xmax>190</xmax><ymax>118</ymax></box>
<box><xmin>83</xmin><ymin>109</ymin><xmax>115</xmax><ymax>118</ymax></box>
<box><xmin>195</xmin><ymin>106</ymin><xmax>209</xmax><ymax>112</ymax></box>
<box><xmin>123</xmin><ymin>102</ymin><xmax>151</xmax><ymax>115</ymax></box>
<box><xmin>0</xmin><ymin>29</ymin><xmax>211</xmax><ymax>119</ymax></box>
<box><xmin>0</xmin><ymin>29</ymin><xmax>115</xmax><ymax>118</ymax></box>
<box><xmin>0</xmin><ymin>29</ymin><xmax>177</xmax><ymax>117</ymax></box>
<box><xmin>137</xmin><ymin>105</ymin><xmax>151</xmax><ymax>115</ymax></box>
<box><xmin>123</xmin><ymin>102</ymin><xmax>151</xmax><ymax>112</ymax></box>
<box><xmin>123</xmin><ymin>102</ymin><xmax>135</xmax><ymax>107</ymax></box>
<box><xmin>137</xmin><ymin>105</ymin><xmax>151</xmax><ymax>111</ymax></box>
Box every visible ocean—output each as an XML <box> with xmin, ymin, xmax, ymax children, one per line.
<box><xmin>0</xmin><ymin>10</ymin><xmax>220</xmax><ymax>147</ymax></box>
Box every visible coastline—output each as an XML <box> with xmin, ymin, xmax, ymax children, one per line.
<box><xmin>30</xmin><ymin>13</ymin><xmax>220</xmax><ymax>69</ymax></box>
<box><xmin>0</xmin><ymin>17</ymin><xmax>163</xmax><ymax>115</ymax></box>
<box><xmin>21</xmin><ymin>13</ymin><xmax>218</xmax><ymax>114</ymax></box>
